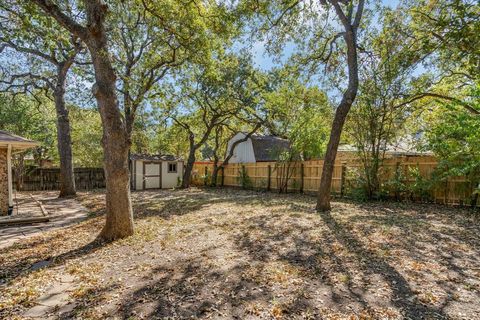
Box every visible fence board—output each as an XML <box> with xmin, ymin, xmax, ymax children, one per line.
<box><xmin>192</xmin><ymin>156</ymin><xmax>477</xmax><ymax>206</ymax></box>
<box><xmin>14</xmin><ymin>167</ymin><xmax>106</xmax><ymax>191</ymax></box>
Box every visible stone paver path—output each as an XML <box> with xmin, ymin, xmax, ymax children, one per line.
<box><xmin>0</xmin><ymin>192</ymin><xmax>90</xmax><ymax>249</ymax></box>
<box><xmin>22</xmin><ymin>273</ymin><xmax>78</xmax><ymax>319</ymax></box>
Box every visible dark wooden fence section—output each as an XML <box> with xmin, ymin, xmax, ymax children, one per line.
<box><xmin>14</xmin><ymin>167</ymin><xmax>105</xmax><ymax>191</ymax></box>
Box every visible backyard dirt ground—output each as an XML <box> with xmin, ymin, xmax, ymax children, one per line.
<box><xmin>0</xmin><ymin>188</ymin><xmax>479</xmax><ymax>319</ymax></box>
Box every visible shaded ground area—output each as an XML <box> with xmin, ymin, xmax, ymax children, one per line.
<box><xmin>0</xmin><ymin>188</ymin><xmax>479</xmax><ymax>319</ymax></box>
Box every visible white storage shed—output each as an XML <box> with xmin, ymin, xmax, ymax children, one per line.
<box><xmin>130</xmin><ymin>154</ymin><xmax>183</xmax><ymax>190</ymax></box>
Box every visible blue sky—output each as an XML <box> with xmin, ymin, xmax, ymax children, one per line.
<box><xmin>250</xmin><ymin>0</ymin><xmax>401</xmax><ymax>71</ymax></box>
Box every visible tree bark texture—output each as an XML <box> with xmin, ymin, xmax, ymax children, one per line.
<box><xmin>84</xmin><ymin>1</ymin><xmax>134</xmax><ymax>240</ymax></box>
<box><xmin>55</xmin><ymin>65</ymin><xmax>76</xmax><ymax>197</ymax></box>
<box><xmin>317</xmin><ymin>27</ymin><xmax>360</xmax><ymax>211</ymax></box>
<box><xmin>32</xmin><ymin>0</ymin><xmax>135</xmax><ymax>239</ymax></box>
<box><xmin>182</xmin><ymin>138</ymin><xmax>196</xmax><ymax>188</ymax></box>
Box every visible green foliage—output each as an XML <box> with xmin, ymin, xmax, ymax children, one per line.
<box><xmin>108</xmin><ymin>0</ymin><xmax>241</xmax><ymax>135</ymax></box>
<box><xmin>344</xmin><ymin>167</ymin><xmax>370</xmax><ymax>202</ymax></box>
<box><xmin>407</xmin><ymin>166</ymin><xmax>433</xmax><ymax>202</ymax></box>
<box><xmin>264</xmin><ymin>74</ymin><xmax>332</xmax><ymax>159</ymax></box>
<box><xmin>423</xmin><ymin>87</ymin><xmax>480</xmax><ymax>203</ymax></box>
<box><xmin>202</xmin><ymin>169</ymin><xmax>212</xmax><ymax>186</ymax></box>
<box><xmin>237</xmin><ymin>166</ymin><xmax>252</xmax><ymax>189</ymax></box>
<box><xmin>344</xmin><ymin>6</ymin><xmax>426</xmax><ymax>200</ymax></box>
<box><xmin>69</xmin><ymin>106</ymin><xmax>103</xmax><ymax>167</ymax></box>
<box><xmin>408</xmin><ymin>0</ymin><xmax>480</xmax><ymax>81</ymax></box>
<box><xmin>0</xmin><ymin>94</ymin><xmax>105</xmax><ymax>168</ymax></box>
<box><xmin>0</xmin><ymin>94</ymin><xmax>57</xmax><ymax>162</ymax></box>
<box><xmin>384</xmin><ymin>166</ymin><xmax>408</xmax><ymax>201</ymax></box>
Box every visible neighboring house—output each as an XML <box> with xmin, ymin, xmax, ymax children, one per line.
<box><xmin>337</xmin><ymin>138</ymin><xmax>432</xmax><ymax>160</ymax></box>
<box><xmin>130</xmin><ymin>154</ymin><xmax>183</xmax><ymax>190</ymax></box>
<box><xmin>226</xmin><ymin>133</ymin><xmax>291</xmax><ymax>163</ymax></box>
<box><xmin>0</xmin><ymin>131</ymin><xmax>38</xmax><ymax>215</ymax></box>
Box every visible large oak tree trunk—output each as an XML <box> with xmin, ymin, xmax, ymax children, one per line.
<box><xmin>317</xmin><ymin>29</ymin><xmax>359</xmax><ymax>211</ymax></box>
<box><xmin>54</xmin><ymin>67</ymin><xmax>76</xmax><ymax>197</ymax></box>
<box><xmin>31</xmin><ymin>0</ymin><xmax>134</xmax><ymax>240</ymax></box>
<box><xmin>85</xmin><ymin>1</ymin><xmax>133</xmax><ymax>240</ymax></box>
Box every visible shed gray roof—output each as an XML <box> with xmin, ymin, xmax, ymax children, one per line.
<box><xmin>130</xmin><ymin>153</ymin><xmax>182</xmax><ymax>161</ymax></box>
<box><xmin>0</xmin><ymin>130</ymin><xmax>38</xmax><ymax>148</ymax></box>
<box><xmin>250</xmin><ymin>135</ymin><xmax>291</xmax><ymax>162</ymax></box>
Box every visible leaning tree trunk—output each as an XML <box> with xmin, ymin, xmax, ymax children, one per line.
<box><xmin>211</xmin><ymin>163</ymin><xmax>220</xmax><ymax>187</ymax></box>
<box><xmin>85</xmin><ymin>1</ymin><xmax>133</xmax><ymax>240</ymax></box>
<box><xmin>317</xmin><ymin>28</ymin><xmax>359</xmax><ymax>211</ymax></box>
<box><xmin>54</xmin><ymin>66</ymin><xmax>76</xmax><ymax>197</ymax></box>
<box><xmin>182</xmin><ymin>144</ymin><xmax>196</xmax><ymax>188</ymax></box>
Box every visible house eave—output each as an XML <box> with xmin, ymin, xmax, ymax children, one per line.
<box><xmin>0</xmin><ymin>141</ymin><xmax>39</xmax><ymax>150</ymax></box>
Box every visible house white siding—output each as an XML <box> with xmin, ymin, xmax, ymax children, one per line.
<box><xmin>226</xmin><ymin>133</ymin><xmax>256</xmax><ymax>163</ymax></box>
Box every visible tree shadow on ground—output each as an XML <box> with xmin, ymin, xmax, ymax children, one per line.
<box><xmin>317</xmin><ymin>210</ymin><xmax>448</xmax><ymax>319</ymax></box>
<box><xmin>5</xmin><ymin>188</ymin><xmax>478</xmax><ymax>319</ymax></box>
<box><xmin>116</xmin><ymin>190</ymin><xmax>474</xmax><ymax>318</ymax></box>
<box><xmin>116</xmin><ymin>250</ymin><xmax>280</xmax><ymax>319</ymax></box>
<box><xmin>0</xmin><ymin>236</ymin><xmax>105</xmax><ymax>285</ymax></box>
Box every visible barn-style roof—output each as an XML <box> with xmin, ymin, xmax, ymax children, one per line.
<box><xmin>250</xmin><ymin>135</ymin><xmax>291</xmax><ymax>162</ymax></box>
<box><xmin>0</xmin><ymin>131</ymin><xmax>38</xmax><ymax>149</ymax></box>
<box><xmin>130</xmin><ymin>153</ymin><xmax>182</xmax><ymax>161</ymax></box>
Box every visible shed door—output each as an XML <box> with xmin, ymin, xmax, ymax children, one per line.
<box><xmin>143</xmin><ymin>162</ymin><xmax>161</xmax><ymax>189</ymax></box>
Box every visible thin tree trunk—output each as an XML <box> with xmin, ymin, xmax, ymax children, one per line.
<box><xmin>211</xmin><ymin>163</ymin><xmax>220</xmax><ymax>187</ymax></box>
<box><xmin>182</xmin><ymin>143</ymin><xmax>196</xmax><ymax>188</ymax></box>
<box><xmin>55</xmin><ymin>66</ymin><xmax>76</xmax><ymax>197</ymax></box>
<box><xmin>317</xmin><ymin>28</ymin><xmax>359</xmax><ymax>211</ymax></box>
<box><xmin>85</xmin><ymin>1</ymin><xmax>133</xmax><ymax>240</ymax></box>
<box><xmin>14</xmin><ymin>154</ymin><xmax>25</xmax><ymax>191</ymax></box>
<box><xmin>210</xmin><ymin>125</ymin><xmax>261</xmax><ymax>187</ymax></box>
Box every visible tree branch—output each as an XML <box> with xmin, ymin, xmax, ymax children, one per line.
<box><xmin>30</xmin><ymin>0</ymin><xmax>87</xmax><ymax>39</ymax></box>
<box><xmin>0</xmin><ymin>37</ymin><xmax>59</xmax><ymax>65</ymax></box>
<box><xmin>395</xmin><ymin>92</ymin><xmax>480</xmax><ymax>115</ymax></box>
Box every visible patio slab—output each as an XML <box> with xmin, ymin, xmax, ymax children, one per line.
<box><xmin>0</xmin><ymin>192</ymin><xmax>90</xmax><ymax>249</ymax></box>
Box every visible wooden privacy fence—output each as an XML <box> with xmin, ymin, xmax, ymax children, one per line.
<box><xmin>192</xmin><ymin>156</ymin><xmax>478</xmax><ymax>206</ymax></box>
<box><xmin>14</xmin><ymin>167</ymin><xmax>106</xmax><ymax>191</ymax></box>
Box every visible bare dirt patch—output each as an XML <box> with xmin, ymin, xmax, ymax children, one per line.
<box><xmin>1</xmin><ymin>188</ymin><xmax>479</xmax><ymax>319</ymax></box>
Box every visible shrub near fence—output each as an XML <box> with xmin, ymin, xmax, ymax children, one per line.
<box><xmin>14</xmin><ymin>167</ymin><xmax>106</xmax><ymax>191</ymax></box>
<box><xmin>192</xmin><ymin>156</ymin><xmax>478</xmax><ymax>206</ymax></box>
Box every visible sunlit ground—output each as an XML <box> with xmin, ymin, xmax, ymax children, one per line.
<box><xmin>1</xmin><ymin>188</ymin><xmax>479</xmax><ymax>319</ymax></box>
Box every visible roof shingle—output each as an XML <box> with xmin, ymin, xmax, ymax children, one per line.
<box><xmin>0</xmin><ymin>131</ymin><xmax>38</xmax><ymax>146</ymax></box>
<box><xmin>130</xmin><ymin>153</ymin><xmax>182</xmax><ymax>161</ymax></box>
<box><xmin>250</xmin><ymin>135</ymin><xmax>291</xmax><ymax>161</ymax></box>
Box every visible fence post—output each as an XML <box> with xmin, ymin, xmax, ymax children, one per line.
<box><xmin>204</xmin><ymin>166</ymin><xmax>208</xmax><ymax>186</ymax></box>
<box><xmin>221</xmin><ymin>166</ymin><xmax>225</xmax><ymax>187</ymax></box>
<box><xmin>267</xmin><ymin>165</ymin><xmax>271</xmax><ymax>191</ymax></box>
<box><xmin>241</xmin><ymin>165</ymin><xmax>246</xmax><ymax>189</ymax></box>
<box><xmin>444</xmin><ymin>178</ymin><xmax>448</xmax><ymax>205</ymax></box>
<box><xmin>340</xmin><ymin>163</ymin><xmax>347</xmax><ymax>198</ymax></box>
<box><xmin>300</xmin><ymin>163</ymin><xmax>304</xmax><ymax>193</ymax></box>
<box><xmin>40</xmin><ymin>168</ymin><xmax>44</xmax><ymax>190</ymax></box>
<box><xmin>395</xmin><ymin>161</ymin><xmax>400</xmax><ymax>201</ymax></box>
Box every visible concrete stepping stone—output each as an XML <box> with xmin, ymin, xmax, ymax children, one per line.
<box><xmin>22</xmin><ymin>274</ymin><xmax>77</xmax><ymax>318</ymax></box>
